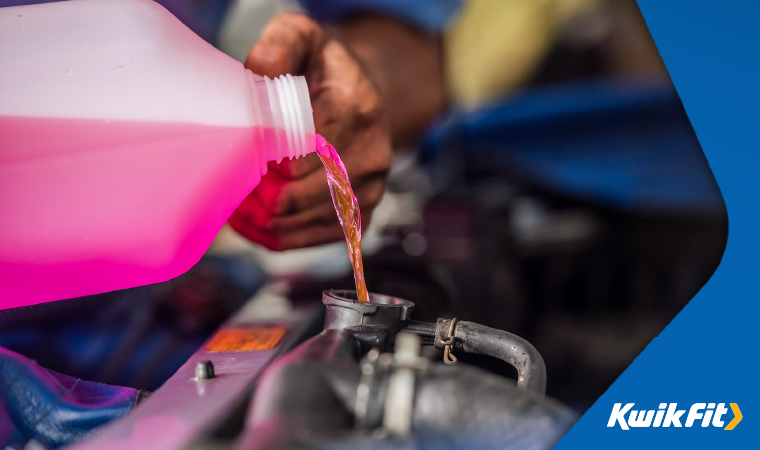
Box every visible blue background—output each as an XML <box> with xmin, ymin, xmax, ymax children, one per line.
<box><xmin>556</xmin><ymin>1</ymin><xmax>758</xmax><ymax>447</ymax></box>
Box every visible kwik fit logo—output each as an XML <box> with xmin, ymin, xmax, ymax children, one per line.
<box><xmin>608</xmin><ymin>403</ymin><xmax>742</xmax><ymax>430</ymax></box>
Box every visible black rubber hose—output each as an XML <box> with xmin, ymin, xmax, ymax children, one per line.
<box><xmin>451</xmin><ymin>320</ymin><xmax>547</xmax><ymax>397</ymax></box>
<box><xmin>403</xmin><ymin>320</ymin><xmax>437</xmax><ymax>345</ymax></box>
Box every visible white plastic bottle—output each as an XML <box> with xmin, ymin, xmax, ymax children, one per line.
<box><xmin>0</xmin><ymin>0</ymin><xmax>316</xmax><ymax>308</ymax></box>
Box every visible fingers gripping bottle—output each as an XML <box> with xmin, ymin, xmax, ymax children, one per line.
<box><xmin>0</xmin><ymin>0</ymin><xmax>316</xmax><ymax>309</ymax></box>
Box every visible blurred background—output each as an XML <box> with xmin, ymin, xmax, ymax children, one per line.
<box><xmin>0</xmin><ymin>0</ymin><xmax>726</xmax><ymax>414</ymax></box>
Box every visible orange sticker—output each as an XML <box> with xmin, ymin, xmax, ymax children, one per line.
<box><xmin>205</xmin><ymin>327</ymin><xmax>287</xmax><ymax>352</ymax></box>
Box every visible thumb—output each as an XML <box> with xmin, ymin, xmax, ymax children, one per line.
<box><xmin>245</xmin><ymin>13</ymin><xmax>327</xmax><ymax>78</ymax></box>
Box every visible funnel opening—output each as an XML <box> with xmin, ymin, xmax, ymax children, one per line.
<box><xmin>326</xmin><ymin>289</ymin><xmax>407</xmax><ymax>306</ymax></box>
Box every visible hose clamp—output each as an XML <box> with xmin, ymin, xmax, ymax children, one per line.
<box><xmin>434</xmin><ymin>318</ymin><xmax>458</xmax><ymax>364</ymax></box>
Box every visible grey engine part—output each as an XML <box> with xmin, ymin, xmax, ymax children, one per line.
<box><xmin>235</xmin><ymin>290</ymin><xmax>577</xmax><ymax>450</ymax></box>
<box><xmin>69</xmin><ymin>290</ymin><xmax>576</xmax><ymax>450</ymax></box>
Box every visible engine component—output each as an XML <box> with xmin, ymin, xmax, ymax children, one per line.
<box><xmin>322</xmin><ymin>289</ymin><xmax>546</xmax><ymax>396</ymax></box>
<box><xmin>46</xmin><ymin>289</ymin><xmax>572</xmax><ymax>450</ymax></box>
<box><xmin>234</xmin><ymin>290</ymin><xmax>574</xmax><ymax>449</ymax></box>
<box><xmin>66</xmin><ymin>298</ymin><xmax>323</xmax><ymax>450</ymax></box>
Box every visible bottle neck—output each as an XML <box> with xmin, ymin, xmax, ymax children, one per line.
<box><xmin>246</xmin><ymin>71</ymin><xmax>316</xmax><ymax>163</ymax></box>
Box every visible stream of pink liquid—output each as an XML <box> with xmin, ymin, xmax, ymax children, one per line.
<box><xmin>316</xmin><ymin>135</ymin><xmax>370</xmax><ymax>303</ymax></box>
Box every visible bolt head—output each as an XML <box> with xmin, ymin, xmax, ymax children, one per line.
<box><xmin>195</xmin><ymin>360</ymin><xmax>215</xmax><ymax>380</ymax></box>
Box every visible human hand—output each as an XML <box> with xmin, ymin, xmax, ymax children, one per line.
<box><xmin>229</xmin><ymin>13</ymin><xmax>391</xmax><ymax>251</ymax></box>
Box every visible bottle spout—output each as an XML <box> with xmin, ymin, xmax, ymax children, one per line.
<box><xmin>247</xmin><ymin>71</ymin><xmax>316</xmax><ymax>163</ymax></box>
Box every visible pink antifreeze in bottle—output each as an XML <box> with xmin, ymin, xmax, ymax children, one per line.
<box><xmin>0</xmin><ymin>0</ymin><xmax>316</xmax><ymax>308</ymax></box>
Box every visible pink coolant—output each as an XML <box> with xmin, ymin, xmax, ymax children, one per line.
<box><xmin>0</xmin><ymin>0</ymin><xmax>316</xmax><ymax>308</ymax></box>
<box><xmin>0</xmin><ymin>116</ymin><xmax>310</xmax><ymax>308</ymax></box>
<box><xmin>315</xmin><ymin>135</ymin><xmax>370</xmax><ymax>303</ymax></box>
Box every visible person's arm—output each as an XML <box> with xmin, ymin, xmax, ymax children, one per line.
<box><xmin>229</xmin><ymin>13</ymin><xmax>392</xmax><ymax>251</ymax></box>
